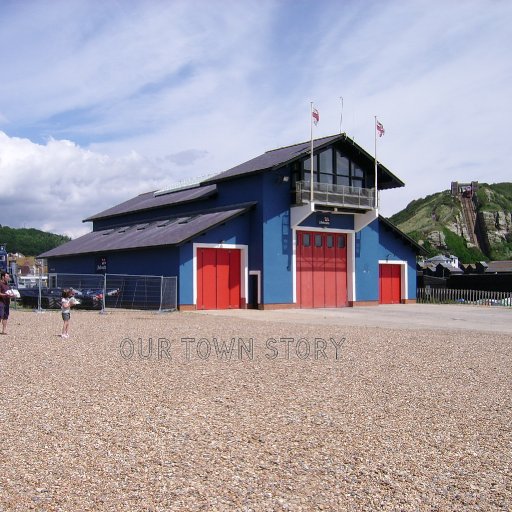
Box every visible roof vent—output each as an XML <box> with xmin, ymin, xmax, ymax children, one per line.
<box><xmin>177</xmin><ymin>215</ymin><xmax>200</xmax><ymax>224</ymax></box>
<box><xmin>157</xmin><ymin>219</ymin><xmax>175</xmax><ymax>227</ymax></box>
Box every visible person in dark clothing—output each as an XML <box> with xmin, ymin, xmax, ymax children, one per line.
<box><xmin>0</xmin><ymin>271</ymin><xmax>12</xmax><ymax>335</ymax></box>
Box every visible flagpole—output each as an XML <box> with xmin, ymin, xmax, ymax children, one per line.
<box><xmin>374</xmin><ymin>116</ymin><xmax>378</xmax><ymax>209</ymax></box>
<box><xmin>310</xmin><ymin>102</ymin><xmax>314</xmax><ymax>203</ymax></box>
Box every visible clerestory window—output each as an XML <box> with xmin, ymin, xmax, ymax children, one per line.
<box><xmin>301</xmin><ymin>146</ymin><xmax>367</xmax><ymax>188</ymax></box>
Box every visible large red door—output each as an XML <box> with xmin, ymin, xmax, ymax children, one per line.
<box><xmin>297</xmin><ymin>231</ymin><xmax>347</xmax><ymax>308</ymax></box>
<box><xmin>197</xmin><ymin>248</ymin><xmax>241</xmax><ymax>309</ymax></box>
<box><xmin>379</xmin><ymin>264</ymin><xmax>401</xmax><ymax>304</ymax></box>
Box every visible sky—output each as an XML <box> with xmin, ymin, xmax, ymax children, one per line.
<box><xmin>1</xmin><ymin>0</ymin><xmax>511</xmax><ymax>239</ymax></box>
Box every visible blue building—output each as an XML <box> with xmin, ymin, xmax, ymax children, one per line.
<box><xmin>40</xmin><ymin>134</ymin><xmax>423</xmax><ymax>309</ymax></box>
<box><xmin>0</xmin><ymin>244</ymin><xmax>7</xmax><ymax>274</ymax></box>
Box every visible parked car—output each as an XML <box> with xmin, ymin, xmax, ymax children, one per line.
<box><xmin>19</xmin><ymin>287</ymin><xmax>120</xmax><ymax>310</ymax></box>
<box><xmin>19</xmin><ymin>287</ymin><xmax>62</xmax><ymax>309</ymax></box>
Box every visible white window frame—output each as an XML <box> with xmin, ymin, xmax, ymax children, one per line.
<box><xmin>378</xmin><ymin>260</ymin><xmax>408</xmax><ymax>300</ymax></box>
<box><xmin>292</xmin><ymin>228</ymin><xmax>355</xmax><ymax>304</ymax></box>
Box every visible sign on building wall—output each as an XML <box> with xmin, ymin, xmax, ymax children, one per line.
<box><xmin>95</xmin><ymin>256</ymin><xmax>107</xmax><ymax>274</ymax></box>
<box><xmin>317</xmin><ymin>213</ymin><xmax>331</xmax><ymax>226</ymax></box>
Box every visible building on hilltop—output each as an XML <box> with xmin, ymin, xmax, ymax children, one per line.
<box><xmin>451</xmin><ymin>181</ymin><xmax>479</xmax><ymax>198</ymax></box>
<box><xmin>39</xmin><ymin>133</ymin><xmax>424</xmax><ymax>309</ymax></box>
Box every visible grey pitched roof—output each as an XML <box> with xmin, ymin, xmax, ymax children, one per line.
<box><xmin>436</xmin><ymin>262</ymin><xmax>463</xmax><ymax>273</ymax></box>
<box><xmin>485</xmin><ymin>260</ymin><xmax>512</xmax><ymax>273</ymax></box>
<box><xmin>84</xmin><ymin>184</ymin><xmax>217</xmax><ymax>222</ymax></box>
<box><xmin>203</xmin><ymin>133</ymin><xmax>404</xmax><ymax>190</ymax></box>
<box><xmin>205</xmin><ymin>135</ymin><xmax>341</xmax><ymax>182</ymax></box>
<box><xmin>426</xmin><ymin>255</ymin><xmax>452</xmax><ymax>263</ymax></box>
<box><xmin>84</xmin><ymin>134</ymin><xmax>404</xmax><ymax>225</ymax></box>
<box><xmin>40</xmin><ymin>204</ymin><xmax>254</xmax><ymax>258</ymax></box>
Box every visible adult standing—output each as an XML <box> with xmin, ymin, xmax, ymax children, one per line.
<box><xmin>0</xmin><ymin>271</ymin><xmax>12</xmax><ymax>335</ymax></box>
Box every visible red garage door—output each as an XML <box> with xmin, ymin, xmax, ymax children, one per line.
<box><xmin>297</xmin><ymin>231</ymin><xmax>347</xmax><ymax>308</ymax></box>
<box><xmin>197</xmin><ymin>248</ymin><xmax>241</xmax><ymax>309</ymax></box>
<box><xmin>379</xmin><ymin>264</ymin><xmax>402</xmax><ymax>304</ymax></box>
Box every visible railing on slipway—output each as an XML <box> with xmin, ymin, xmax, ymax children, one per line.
<box><xmin>417</xmin><ymin>287</ymin><xmax>512</xmax><ymax>307</ymax></box>
<box><xmin>18</xmin><ymin>273</ymin><xmax>177</xmax><ymax>313</ymax></box>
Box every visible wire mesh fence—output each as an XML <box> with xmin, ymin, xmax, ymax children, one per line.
<box><xmin>16</xmin><ymin>273</ymin><xmax>177</xmax><ymax>312</ymax></box>
<box><xmin>417</xmin><ymin>287</ymin><xmax>512</xmax><ymax>307</ymax></box>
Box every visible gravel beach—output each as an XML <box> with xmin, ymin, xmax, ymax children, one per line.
<box><xmin>0</xmin><ymin>307</ymin><xmax>511</xmax><ymax>511</ymax></box>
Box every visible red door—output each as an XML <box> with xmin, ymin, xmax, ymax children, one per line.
<box><xmin>379</xmin><ymin>264</ymin><xmax>401</xmax><ymax>304</ymax></box>
<box><xmin>334</xmin><ymin>234</ymin><xmax>348</xmax><ymax>307</ymax></box>
<box><xmin>197</xmin><ymin>248</ymin><xmax>241</xmax><ymax>309</ymax></box>
<box><xmin>297</xmin><ymin>231</ymin><xmax>347</xmax><ymax>308</ymax></box>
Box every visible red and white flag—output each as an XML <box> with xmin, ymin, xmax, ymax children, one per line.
<box><xmin>376</xmin><ymin>120</ymin><xmax>385</xmax><ymax>137</ymax></box>
<box><xmin>312</xmin><ymin>108</ymin><xmax>319</xmax><ymax>126</ymax></box>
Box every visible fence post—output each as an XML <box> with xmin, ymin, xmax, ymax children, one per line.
<box><xmin>100</xmin><ymin>273</ymin><xmax>107</xmax><ymax>314</ymax></box>
<box><xmin>158</xmin><ymin>276</ymin><xmax>164</xmax><ymax>313</ymax></box>
<box><xmin>36</xmin><ymin>270</ymin><xmax>44</xmax><ymax>313</ymax></box>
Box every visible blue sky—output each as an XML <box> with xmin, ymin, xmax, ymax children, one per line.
<box><xmin>0</xmin><ymin>0</ymin><xmax>511</xmax><ymax>238</ymax></box>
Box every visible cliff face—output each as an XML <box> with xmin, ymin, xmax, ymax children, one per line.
<box><xmin>478</xmin><ymin>210</ymin><xmax>512</xmax><ymax>256</ymax></box>
<box><xmin>389</xmin><ymin>183</ymin><xmax>512</xmax><ymax>262</ymax></box>
<box><xmin>475</xmin><ymin>184</ymin><xmax>512</xmax><ymax>259</ymax></box>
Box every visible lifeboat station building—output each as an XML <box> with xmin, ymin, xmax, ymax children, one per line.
<box><xmin>41</xmin><ymin>134</ymin><xmax>423</xmax><ymax>310</ymax></box>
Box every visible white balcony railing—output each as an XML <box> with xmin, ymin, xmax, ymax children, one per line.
<box><xmin>295</xmin><ymin>181</ymin><xmax>376</xmax><ymax>209</ymax></box>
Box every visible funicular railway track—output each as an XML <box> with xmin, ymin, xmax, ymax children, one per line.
<box><xmin>460</xmin><ymin>195</ymin><xmax>479</xmax><ymax>248</ymax></box>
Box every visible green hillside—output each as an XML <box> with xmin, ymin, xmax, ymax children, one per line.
<box><xmin>0</xmin><ymin>225</ymin><xmax>71</xmax><ymax>256</ymax></box>
<box><xmin>476</xmin><ymin>182</ymin><xmax>512</xmax><ymax>212</ymax></box>
<box><xmin>389</xmin><ymin>183</ymin><xmax>512</xmax><ymax>263</ymax></box>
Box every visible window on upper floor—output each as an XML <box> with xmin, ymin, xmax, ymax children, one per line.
<box><xmin>300</xmin><ymin>146</ymin><xmax>368</xmax><ymax>188</ymax></box>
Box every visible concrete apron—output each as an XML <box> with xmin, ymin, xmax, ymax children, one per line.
<box><xmin>190</xmin><ymin>304</ymin><xmax>512</xmax><ymax>335</ymax></box>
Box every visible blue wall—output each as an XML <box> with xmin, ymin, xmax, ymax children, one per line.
<box><xmin>48</xmin><ymin>247</ymin><xmax>180</xmax><ymax>277</ymax></box>
<box><xmin>261</xmin><ymin>171</ymin><xmax>294</xmax><ymax>304</ymax></box>
<box><xmin>355</xmin><ymin>219</ymin><xmax>417</xmax><ymax>301</ymax></box>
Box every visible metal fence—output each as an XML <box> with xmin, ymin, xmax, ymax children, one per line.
<box><xmin>417</xmin><ymin>287</ymin><xmax>512</xmax><ymax>307</ymax></box>
<box><xmin>17</xmin><ymin>273</ymin><xmax>177</xmax><ymax>312</ymax></box>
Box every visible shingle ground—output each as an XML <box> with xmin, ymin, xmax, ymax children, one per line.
<box><xmin>0</xmin><ymin>308</ymin><xmax>510</xmax><ymax>511</ymax></box>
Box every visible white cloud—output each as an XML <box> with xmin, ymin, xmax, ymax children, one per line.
<box><xmin>0</xmin><ymin>132</ymin><xmax>174</xmax><ymax>238</ymax></box>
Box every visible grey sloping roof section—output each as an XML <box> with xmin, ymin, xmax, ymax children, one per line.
<box><xmin>203</xmin><ymin>134</ymin><xmax>404</xmax><ymax>190</ymax></box>
<box><xmin>84</xmin><ymin>184</ymin><xmax>217</xmax><ymax>222</ymax></box>
<box><xmin>485</xmin><ymin>260</ymin><xmax>512</xmax><ymax>273</ymax></box>
<box><xmin>205</xmin><ymin>135</ymin><xmax>341</xmax><ymax>183</ymax></box>
<box><xmin>40</xmin><ymin>205</ymin><xmax>253</xmax><ymax>258</ymax></box>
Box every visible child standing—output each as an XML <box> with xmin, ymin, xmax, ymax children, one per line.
<box><xmin>0</xmin><ymin>272</ymin><xmax>12</xmax><ymax>335</ymax></box>
<box><xmin>61</xmin><ymin>289</ymin><xmax>75</xmax><ymax>338</ymax></box>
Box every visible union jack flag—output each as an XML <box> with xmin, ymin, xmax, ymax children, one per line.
<box><xmin>312</xmin><ymin>108</ymin><xmax>319</xmax><ymax>126</ymax></box>
<box><xmin>376</xmin><ymin>120</ymin><xmax>385</xmax><ymax>137</ymax></box>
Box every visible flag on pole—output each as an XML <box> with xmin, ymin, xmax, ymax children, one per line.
<box><xmin>312</xmin><ymin>108</ymin><xmax>319</xmax><ymax>126</ymax></box>
<box><xmin>376</xmin><ymin>120</ymin><xmax>385</xmax><ymax>137</ymax></box>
